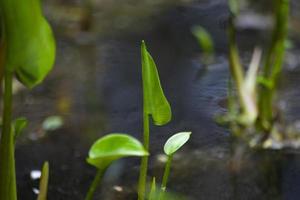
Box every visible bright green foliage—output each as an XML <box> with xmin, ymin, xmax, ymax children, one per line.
<box><xmin>87</xmin><ymin>134</ymin><xmax>149</xmax><ymax>169</ymax></box>
<box><xmin>141</xmin><ymin>41</ymin><xmax>171</xmax><ymax>126</ymax></box>
<box><xmin>13</xmin><ymin>117</ymin><xmax>28</xmax><ymax>141</ymax></box>
<box><xmin>164</xmin><ymin>132</ymin><xmax>191</xmax><ymax>156</ymax></box>
<box><xmin>192</xmin><ymin>26</ymin><xmax>214</xmax><ymax>56</ymax></box>
<box><xmin>0</xmin><ymin>0</ymin><xmax>56</xmax><ymax>88</ymax></box>
<box><xmin>37</xmin><ymin>162</ymin><xmax>49</xmax><ymax>200</ymax></box>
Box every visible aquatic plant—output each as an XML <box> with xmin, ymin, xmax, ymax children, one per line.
<box><xmin>0</xmin><ymin>0</ymin><xmax>56</xmax><ymax>199</ymax></box>
<box><xmin>138</xmin><ymin>41</ymin><xmax>172</xmax><ymax>200</ymax></box>
<box><xmin>222</xmin><ymin>0</ymin><xmax>290</xmax><ymax>146</ymax></box>
<box><xmin>85</xmin><ymin>133</ymin><xmax>148</xmax><ymax>200</ymax></box>
<box><xmin>159</xmin><ymin>132</ymin><xmax>191</xmax><ymax>199</ymax></box>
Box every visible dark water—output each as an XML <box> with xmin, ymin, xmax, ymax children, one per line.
<box><xmin>12</xmin><ymin>0</ymin><xmax>300</xmax><ymax>199</ymax></box>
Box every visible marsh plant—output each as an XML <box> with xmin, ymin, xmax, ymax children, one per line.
<box><xmin>138</xmin><ymin>41</ymin><xmax>172</xmax><ymax>200</ymax></box>
<box><xmin>84</xmin><ymin>41</ymin><xmax>190</xmax><ymax>200</ymax></box>
<box><xmin>220</xmin><ymin>0</ymin><xmax>295</xmax><ymax>148</ymax></box>
<box><xmin>0</xmin><ymin>0</ymin><xmax>56</xmax><ymax>199</ymax></box>
<box><xmin>85</xmin><ymin>134</ymin><xmax>148</xmax><ymax>200</ymax></box>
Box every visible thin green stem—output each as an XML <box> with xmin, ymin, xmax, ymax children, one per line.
<box><xmin>138</xmin><ymin>113</ymin><xmax>149</xmax><ymax>200</ymax></box>
<box><xmin>0</xmin><ymin>70</ymin><xmax>17</xmax><ymax>200</ymax></box>
<box><xmin>159</xmin><ymin>154</ymin><xmax>173</xmax><ymax>200</ymax></box>
<box><xmin>85</xmin><ymin>167</ymin><xmax>106</xmax><ymax>200</ymax></box>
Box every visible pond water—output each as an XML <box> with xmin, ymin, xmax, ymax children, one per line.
<box><xmin>14</xmin><ymin>0</ymin><xmax>300</xmax><ymax>199</ymax></box>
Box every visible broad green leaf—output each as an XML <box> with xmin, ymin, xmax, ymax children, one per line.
<box><xmin>87</xmin><ymin>134</ymin><xmax>149</xmax><ymax>169</ymax></box>
<box><xmin>0</xmin><ymin>0</ymin><xmax>56</xmax><ymax>88</ymax></box>
<box><xmin>164</xmin><ymin>132</ymin><xmax>191</xmax><ymax>156</ymax></box>
<box><xmin>13</xmin><ymin>117</ymin><xmax>28</xmax><ymax>141</ymax></box>
<box><xmin>141</xmin><ymin>41</ymin><xmax>172</xmax><ymax>126</ymax></box>
<box><xmin>37</xmin><ymin>162</ymin><xmax>49</xmax><ymax>200</ymax></box>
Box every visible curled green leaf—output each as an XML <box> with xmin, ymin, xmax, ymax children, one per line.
<box><xmin>87</xmin><ymin>133</ymin><xmax>149</xmax><ymax>169</ymax></box>
<box><xmin>0</xmin><ymin>0</ymin><xmax>56</xmax><ymax>88</ymax></box>
<box><xmin>164</xmin><ymin>132</ymin><xmax>191</xmax><ymax>156</ymax></box>
<box><xmin>141</xmin><ymin>41</ymin><xmax>172</xmax><ymax>126</ymax></box>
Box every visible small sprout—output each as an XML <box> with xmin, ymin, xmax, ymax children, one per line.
<box><xmin>42</xmin><ymin>116</ymin><xmax>64</xmax><ymax>132</ymax></box>
<box><xmin>37</xmin><ymin>162</ymin><xmax>49</xmax><ymax>200</ymax></box>
<box><xmin>13</xmin><ymin>117</ymin><xmax>28</xmax><ymax>141</ymax></box>
<box><xmin>148</xmin><ymin>177</ymin><xmax>156</xmax><ymax>200</ymax></box>
<box><xmin>87</xmin><ymin>133</ymin><xmax>149</xmax><ymax>169</ymax></box>
<box><xmin>160</xmin><ymin>132</ymin><xmax>191</xmax><ymax>199</ymax></box>
<box><xmin>85</xmin><ymin>134</ymin><xmax>148</xmax><ymax>200</ymax></box>
<box><xmin>164</xmin><ymin>132</ymin><xmax>192</xmax><ymax>156</ymax></box>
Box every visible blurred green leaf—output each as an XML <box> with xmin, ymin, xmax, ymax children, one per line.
<box><xmin>42</xmin><ymin>116</ymin><xmax>63</xmax><ymax>132</ymax></box>
<box><xmin>13</xmin><ymin>117</ymin><xmax>28</xmax><ymax>141</ymax></box>
<box><xmin>0</xmin><ymin>0</ymin><xmax>56</xmax><ymax>88</ymax></box>
<box><xmin>164</xmin><ymin>132</ymin><xmax>191</xmax><ymax>156</ymax></box>
<box><xmin>141</xmin><ymin>41</ymin><xmax>172</xmax><ymax>126</ymax></box>
<box><xmin>37</xmin><ymin>162</ymin><xmax>49</xmax><ymax>200</ymax></box>
<box><xmin>192</xmin><ymin>26</ymin><xmax>214</xmax><ymax>56</ymax></box>
<box><xmin>87</xmin><ymin>134</ymin><xmax>149</xmax><ymax>169</ymax></box>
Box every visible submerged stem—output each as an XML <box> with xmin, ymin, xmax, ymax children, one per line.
<box><xmin>138</xmin><ymin>113</ymin><xmax>150</xmax><ymax>200</ymax></box>
<box><xmin>0</xmin><ymin>70</ymin><xmax>16</xmax><ymax>200</ymax></box>
<box><xmin>85</xmin><ymin>167</ymin><xmax>106</xmax><ymax>200</ymax></box>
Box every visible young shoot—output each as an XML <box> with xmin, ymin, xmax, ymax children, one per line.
<box><xmin>159</xmin><ymin>132</ymin><xmax>191</xmax><ymax>199</ymax></box>
<box><xmin>37</xmin><ymin>162</ymin><xmax>50</xmax><ymax>200</ymax></box>
<box><xmin>85</xmin><ymin>133</ymin><xmax>149</xmax><ymax>200</ymax></box>
<box><xmin>138</xmin><ymin>41</ymin><xmax>172</xmax><ymax>200</ymax></box>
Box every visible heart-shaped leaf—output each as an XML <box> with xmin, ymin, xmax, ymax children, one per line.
<box><xmin>0</xmin><ymin>0</ymin><xmax>56</xmax><ymax>88</ymax></box>
<box><xmin>164</xmin><ymin>132</ymin><xmax>191</xmax><ymax>156</ymax></box>
<box><xmin>141</xmin><ymin>41</ymin><xmax>172</xmax><ymax>126</ymax></box>
<box><xmin>87</xmin><ymin>134</ymin><xmax>149</xmax><ymax>169</ymax></box>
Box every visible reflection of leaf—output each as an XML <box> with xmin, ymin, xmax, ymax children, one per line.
<box><xmin>141</xmin><ymin>41</ymin><xmax>172</xmax><ymax>126</ymax></box>
<box><xmin>87</xmin><ymin>134</ymin><xmax>149</xmax><ymax>169</ymax></box>
<box><xmin>37</xmin><ymin>162</ymin><xmax>49</xmax><ymax>200</ymax></box>
<box><xmin>0</xmin><ymin>0</ymin><xmax>56</xmax><ymax>88</ymax></box>
<box><xmin>164</xmin><ymin>132</ymin><xmax>191</xmax><ymax>156</ymax></box>
<box><xmin>42</xmin><ymin>116</ymin><xmax>63</xmax><ymax>132</ymax></box>
<box><xmin>13</xmin><ymin>117</ymin><xmax>28</xmax><ymax>141</ymax></box>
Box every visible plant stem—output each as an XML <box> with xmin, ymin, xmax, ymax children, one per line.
<box><xmin>0</xmin><ymin>70</ymin><xmax>17</xmax><ymax>200</ymax></box>
<box><xmin>138</xmin><ymin>113</ymin><xmax>149</xmax><ymax>200</ymax></box>
<box><xmin>258</xmin><ymin>0</ymin><xmax>289</xmax><ymax>130</ymax></box>
<box><xmin>159</xmin><ymin>154</ymin><xmax>173</xmax><ymax>200</ymax></box>
<box><xmin>85</xmin><ymin>167</ymin><xmax>106</xmax><ymax>200</ymax></box>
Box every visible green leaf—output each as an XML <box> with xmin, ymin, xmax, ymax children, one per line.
<box><xmin>141</xmin><ymin>41</ymin><xmax>172</xmax><ymax>126</ymax></box>
<box><xmin>164</xmin><ymin>132</ymin><xmax>191</xmax><ymax>156</ymax></box>
<box><xmin>191</xmin><ymin>26</ymin><xmax>214</xmax><ymax>55</ymax></box>
<box><xmin>13</xmin><ymin>117</ymin><xmax>28</xmax><ymax>141</ymax></box>
<box><xmin>0</xmin><ymin>0</ymin><xmax>56</xmax><ymax>88</ymax></box>
<box><xmin>87</xmin><ymin>134</ymin><xmax>149</xmax><ymax>169</ymax></box>
<box><xmin>37</xmin><ymin>162</ymin><xmax>49</xmax><ymax>200</ymax></box>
